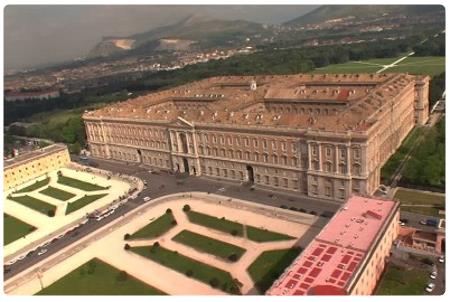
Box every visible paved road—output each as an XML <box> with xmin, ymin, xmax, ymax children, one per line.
<box><xmin>4</xmin><ymin>157</ymin><xmax>340</xmax><ymax>280</ymax></box>
<box><xmin>400</xmin><ymin>212</ymin><xmax>442</xmax><ymax>233</ymax></box>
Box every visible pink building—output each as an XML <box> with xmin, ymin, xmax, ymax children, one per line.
<box><xmin>266</xmin><ymin>195</ymin><xmax>400</xmax><ymax>295</ymax></box>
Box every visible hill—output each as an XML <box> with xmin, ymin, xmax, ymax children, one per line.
<box><xmin>88</xmin><ymin>14</ymin><xmax>266</xmax><ymax>58</ymax></box>
<box><xmin>286</xmin><ymin>5</ymin><xmax>444</xmax><ymax>25</ymax></box>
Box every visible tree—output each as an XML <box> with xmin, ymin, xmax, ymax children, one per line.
<box><xmin>183</xmin><ymin>204</ymin><xmax>191</xmax><ymax>212</ymax></box>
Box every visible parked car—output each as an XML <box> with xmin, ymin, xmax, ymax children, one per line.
<box><xmin>96</xmin><ymin>216</ymin><xmax>104</xmax><ymax>221</ymax></box>
<box><xmin>425</xmin><ymin>283</ymin><xmax>435</xmax><ymax>293</ymax></box>
<box><xmin>430</xmin><ymin>271</ymin><xmax>438</xmax><ymax>280</ymax></box>
<box><xmin>143</xmin><ymin>196</ymin><xmax>151</xmax><ymax>202</ymax></box>
<box><xmin>17</xmin><ymin>254</ymin><xmax>26</xmax><ymax>261</ymax></box>
<box><xmin>438</xmin><ymin>256</ymin><xmax>445</xmax><ymax>263</ymax></box>
<box><xmin>37</xmin><ymin>249</ymin><xmax>47</xmax><ymax>256</ymax></box>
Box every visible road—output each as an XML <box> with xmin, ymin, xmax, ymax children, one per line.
<box><xmin>400</xmin><ymin>212</ymin><xmax>442</xmax><ymax>233</ymax></box>
<box><xmin>4</xmin><ymin>156</ymin><xmax>340</xmax><ymax>280</ymax></box>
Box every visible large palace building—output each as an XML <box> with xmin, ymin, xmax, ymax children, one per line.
<box><xmin>83</xmin><ymin>73</ymin><xmax>429</xmax><ymax>202</ymax></box>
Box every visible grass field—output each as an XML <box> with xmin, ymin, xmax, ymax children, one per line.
<box><xmin>130</xmin><ymin>245</ymin><xmax>240</xmax><ymax>294</ymax></box>
<box><xmin>37</xmin><ymin>258</ymin><xmax>164</xmax><ymax>295</ymax></box>
<box><xmin>375</xmin><ymin>264</ymin><xmax>429</xmax><ymax>295</ymax></box>
<box><xmin>247</xmin><ymin>248</ymin><xmax>302</xmax><ymax>293</ymax></box>
<box><xmin>9</xmin><ymin>195</ymin><xmax>57</xmax><ymax>216</ymax></box>
<box><xmin>58</xmin><ymin>175</ymin><xmax>107</xmax><ymax>191</ymax></box>
<box><xmin>172</xmin><ymin>230</ymin><xmax>246</xmax><ymax>261</ymax></box>
<box><xmin>15</xmin><ymin>178</ymin><xmax>50</xmax><ymax>193</ymax></box>
<box><xmin>129</xmin><ymin>212</ymin><xmax>176</xmax><ymax>239</ymax></box>
<box><xmin>395</xmin><ymin>188</ymin><xmax>445</xmax><ymax>216</ymax></box>
<box><xmin>388</xmin><ymin>56</ymin><xmax>445</xmax><ymax>77</ymax></box>
<box><xmin>311</xmin><ymin>56</ymin><xmax>444</xmax><ymax>77</ymax></box>
<box><xmin>39</xmin><ymin>186</ymin><xmax>76</xmax><ymax>201</ymax></box>
<box><xmin>186</xmin><ymin>210</ymin><xmax>244</xmax><ymax>236</ymax></box>
<box><xmin>246</xmin><ymin>226</ymin><xmax>294</xmax><ymax>242</ymax></box>
<box><xmin>65</xmin><ymin>193</ymin><xmax>108</xmax><ymax>215</ymax></box>
<box><xmin>4</xmin><ymin>214</ymin><xmax>36</xmax><ymax>245</ymax></box>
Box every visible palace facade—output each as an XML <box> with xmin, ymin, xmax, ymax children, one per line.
<box><xmin>83</xmin><ymin>73</ymin><xmax>429</xmax><ymax>202</ymax></box>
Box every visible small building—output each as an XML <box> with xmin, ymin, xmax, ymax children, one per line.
<box><xmin>3</xmin><ymin>144</ymin><xmax>70</xmax><ymax>191</ymax></box>
<box><xmin>266</xmin><ymin>195</ymin><xmax>400</xmax><ymax>295</ymax></box>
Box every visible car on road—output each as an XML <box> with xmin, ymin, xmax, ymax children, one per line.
<box><xmin>430</xmin><ymin>271</ymin><xmax>438</xmax><ymax>280</ymax></box>
<box><xmin>438</xmin><ymin>256</ymin><xmax>445</xmax><ymax>263</ymax></box>
<box><xmin>399</xmin><ymin>221</ymin><xmax>406</xmax><ymax>227</ymax></box>
<box><xmin>420</xmin><ymin>219</ymin><xmax>439</xmax><ymax>227</ymax></box>
<box><xmin>96</xmin><ymin>216</ymin><xmax>104</xmax><ymax>221</ymax></box>
<box><xmin>425</xmin><ymin>283</ymin><xmax>435</xmax><ymax>293</ymax></box>
<box><xmin>17</xmin><ymin>254</ymin><xmax>26</xmax><ymax>261</ymax></box>
<box><xmin>57</xmin><ymin>234</ymin><xmax>65</xmax><ymax>239</ymax></box>
<box><xmin>218</xmin><ymin>187</ymin><xmax>226</xmax><ymax>192</ymax></box>
<box><xmin>143</xmin><ymin>196</ymin><xmax>151</xmax><ymax>202</ymax></box>
<box><xmin>37</xmin><ymin>249</ymin><xmax>47</xmax><ymax>256</ymax></box>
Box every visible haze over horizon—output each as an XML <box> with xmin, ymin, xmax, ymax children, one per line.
<box><xmin>4</xmin><ymin>5</ymin><xmax>317</xmax><ymax>71</ymax></box>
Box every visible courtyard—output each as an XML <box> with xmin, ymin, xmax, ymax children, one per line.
<box><xmin>8</xmin><ymin>193</ymin><xmax>323</xmax><ymax>295</ymax></box>
<box><xmin>3</xmin><ymin>166</ymin><xmax>131</xmax><ymax>257</ymax></box>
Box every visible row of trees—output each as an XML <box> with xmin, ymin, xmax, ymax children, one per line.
<box><xmin>413</xmin><ymin>34</ymin><xmax>445</xmax><ymax>56</ymax></box>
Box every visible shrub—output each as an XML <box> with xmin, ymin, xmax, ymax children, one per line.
<box><xmin>299</xmin><ymin>208</ymin><xmax>306</xmax><ymax>213</ymax></box>
<box><xmin>209</xmin><ymin>277</ymin><xmax>220</xmax><ymax>288</ymax></box>
<box><xmin>124</xmin><ymin>233</ymin><xmax>130</xmax><ymax>240</ymax></box>
<box><xmin>290</xmin><ymin>207</ymin><xmax>298</xmax><ymax>211</ymax></box>
<box><xmin>166</xmin><ymin>208</ymin><xmax>172</xmax><ymax>214</ymax></box>
<box><xmin>228</xmin><ymin>253</ymin><xmax>238</xmax><ymax>262</ymax></box>
<box><xmin>47</xmin><ymin>209</ymin><xmax>55</xmax><ymax>217</ymax></box>
<box><xmin>185</xmin><ymin>269</ymin><xmax>194</xmax><ymax>277</ymax></box>
<box><xmin>171</xmin><ymin>219</ymin><xmax>177</xmax><ymax>226</ymax></box>
<box><xmin>153</xmin><ymin>242</ymin><xmax>160</xmax><ymax>248</ymax></box>
<box><xmin>117</xmin><ymin>270</ymin><xmax>128</xmax><ymax>282</ymax></box>
<box><xmin>309</xmin><ymin>211</ymin><xmax>317</xmax><ymax>215</ymax></box>
<box><xmin>183</xmin><ymin>204</ymin><xmax>191</xmax><ymax>212</ymax></box>
<box><xmin>124</xmin><ymin>244</ymin><xmax>130</xmax><ymax>250</ymax></box>
<box><xmin>231</xmin><ymin>229</ymin><xmax>239</xmax><ymax>236</ymax></box>
<box><xmin>280</xmin><ymin>205</ymin><xmax>288</xmax><ymax>209</ymax></box>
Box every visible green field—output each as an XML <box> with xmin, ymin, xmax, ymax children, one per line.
<box><xmin>129</xmin><ymin>212</ymin><xmax>176</xmax><ymax>239</ymax></box>
<box><xmin>58</xmin><ymin>175</ymin><xmax>107</xmax><ymax>191</ymax></box>
<box><xmin>389</xmin><ymin>56</ymin><xmax>445</xmax><ymax>77</ymax></box>
<box><xmin>311</xmin><ymin>56</ymin><xmax>444</xmax><ymax>77</ymax></box>
<box><xmin>247</xmin><ymin>248</ymin><xmax>302</xmax><ymax>293</ymax></box>
<box><xmin>186</xmin><ymin>210</ymin><xmax>244</xmax><ymax>236</ymax></box>
<box><xmin>15</xmin><ymin>177</ymin><xmax>50</xmax><ymax>193</ymax></box>
<box><xmin>40</xmin><ymin>186</ymin><xmax>76</xmax><ymax>201</ymax></box>
<box><xmin>9</xmin><ymin>195</ymin><xmax>57</xmax><ymax>216</ymax></box>
<box><xmin>395</xmin><ymin>188</ymin><xmax>445</xmax><ymax>216</ymax></box>
<box><xmin>172</xmin><ymin>230</ymin><xmax>246</xmax><ymax>261</ymax></box>
<box><xmin>246</xmin><ymin>226</ymin><xmax>294</xmax><ymax>242</ymax></box>
<box><xmin>131</xmin><ymin>245</ymin><xmax>240</xmax><ymax>294</ymax></box>
<box><xmin>4</xmin><ymin>214</ymin><xmax>36</xmax><ymax>245</ymax></box>
<box><xmin>37</xmin><ymin>258</ymin><xmax>164</xmax><ymax>295</ymax></box>
<box><xmin>375</xmin><ymin>264</ymin><xmax>429</xmax><ymax>295</ymax></box>
<box><xmin>65</xmin><ymin>194</ymin><xmax>108</xmax><ymax>215</ymax></box>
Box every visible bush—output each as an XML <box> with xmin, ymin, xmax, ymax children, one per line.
<box><xmin>185</xmin><ymin>269</ymin><xmax>193</xmax><ymax>277</ymax></box>
<box><xmin>309</xmin><ymin>211</ymin><xmax>317</xmax><ymax>215</ymax></box>
<box><xmin>231</xmin><ymin>229</ymin><xmax>239</xmax><ymax>236</ymax></box>
<box><xmin>290</xmin><ymin>207</ymin><xmax>298</xmax><ymax>211</ymax></box>
<box><xmin>183</xmin><ymin>204</ymin><xmax>191</xmax><ymax>212</ymax></box>
<box><xmin>280</xmin><ymin>205</ymin><xmax>288</xmax><ymax>209</ymax></box>
<box><xmin>124</xmin><ymin>244</ymin><xmax>130</xmax><ymax>250</ymax></box>
<box><xmin>209</xmin><ymin>277</ymin><xmax>220</xmax><ymax>288</ymax></box>
<box><xmin>299</xmin><ymin>208</ymin><xmax>306</xmax><ymax>213</ymax></box>
<box><xmin>171</xmin><ymin>219</ymin><xmax>178</xmax><ymax>226</ymax></box>
<box><xmin>421</xmin><ymin>258</ymin><xmax>434</xmax><ymax>266</ymax></box>
<box><xmin>124</xmin><ymin>233</ymin><xmax>130</xmax><ymax>240</ymax></box>
<box><xmin>116</xmin><ymin>270</ymin><xmax>128</xmax><ymax>282</ymax></box>
<box><xmin>166</xmin><ymin>208</ymin><xmax>172</xmax><ymax>214</ymax></box>
<box><xmin>228</xmin><ymin>253</ymin><xmax>238</xmax><ymax>262</ymax></box>
<box><xmin>47</xmin><ymin>209</ymin><xmax>55</xmax><ymax>217</ymax></box>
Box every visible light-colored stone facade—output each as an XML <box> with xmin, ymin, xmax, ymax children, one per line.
<box><xmin>83</xmin><ymin>73</ymin><xmax>429</xmax><ymax>202</ymax></box>
<box><xmin>3</xmin><ymin>144</ymin><xmax>70</xmax><ymax>191</ymax></box>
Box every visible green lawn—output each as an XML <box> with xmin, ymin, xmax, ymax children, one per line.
<box><xmin>186</xmin><ymin>210</ymin><xmax>244</xmax><ymax>236</ymax></box>
<box><xmin>247</xmin><ymin>248</ymin><xmax>302</xmax><ymax>293</ymax></box>
<box><xmin>172</xmin><ymin>230</ymin><xmax>246</xmax><ymax>261</ymax></box>
<box><xmin>389</xmin><ymin>56</ymin><xmax>445</xmax><ymax>77</ymax></box>
<box><xmin>58</xmin><ymin>175</ymin><xmax>107</xmax><ymax>191</ymax></box>
<box><xmin>246</xmin><ymin>226</ymin><xmax>294</xmax><ymax>242</ymax></box>
<box><xmin>4</xmin><ymin>214</ymin><xmax>37</xmax><ymax>245</ymax></box>
<box><xmin>311</xmin><ymin>56</ymin><xmax>444</xmax><ymax>77</ymax></box>
<box><xmin>129</xmin><ymin>212</ymin><xmax>176</xmax><ymax>239</ymax></box>
<box><xmin>37</xmin><ymin>258</ymin><xmax>164</xmax><ymax>295</ymax></box>
<box><xmin>15</xmin><ymin>177</ymin><xmax>50</xmax><ymax>193</ymax></box>
<box><xmin>395</xmin><ymin>188</ymin><xmax>445</xmax><ymax>216</ymax></box>
<box><xmin>375</xmin><ymin>264</ymin><xmax>429</xmax><ymax>295</ymax></box>
<box><xmin>39</xmin><ymin>186</ymin><xmax>76</xmax><ymax>201</ymax></box>
<box><xmin>130</xmin><ymin>245</ymin><xmax>241</xmax><ymax>294</ymax></box>
<box><xmin>8</xmin><ymin>195</ymin><xmax>57</xmax><ymax>216</ymax></box>
<box><xmin>65</xmin><ymin>194</ymin><xmax>108</xmax><ymax>215</ymax></box>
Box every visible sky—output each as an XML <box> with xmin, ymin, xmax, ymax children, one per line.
<box><xmin>4</xmin><ymin>5</ymin><xmax>318</xmax><ymax>71</ymax></box>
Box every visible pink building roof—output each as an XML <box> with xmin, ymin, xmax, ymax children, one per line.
<box><xmin>266</xmin><ymin>195</ymin><xmax>397</xmax><ymax>296</ymax></box>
